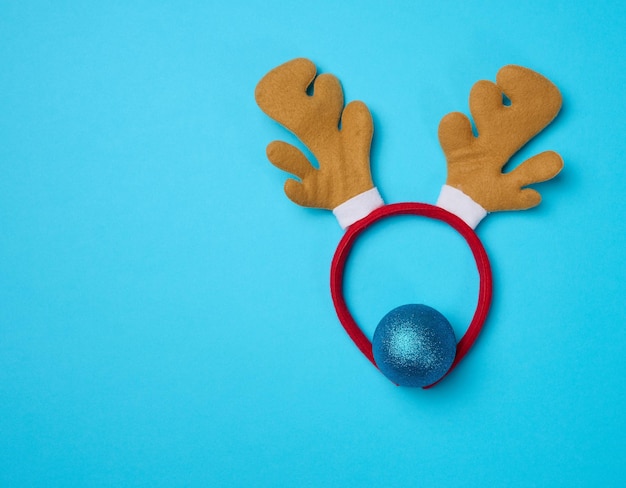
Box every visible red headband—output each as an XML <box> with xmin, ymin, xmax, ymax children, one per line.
<box><xmin>330</xmin><ymin>202</ymin><xmax>493</xmax><ymax>388</ymax></box>
<box><xmin>256</xmin><ymin>59</ymin><xmax>562</xmax><ymax>389</ymax></box>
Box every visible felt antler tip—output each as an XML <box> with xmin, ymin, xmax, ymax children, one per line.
<box><xmin>255</xmin><ymin>59</ymin><xmax>379</xmax><ymax>217</ymax></box>
<box><xmin>440</xmin><ymin>65</ymin><xmax>563</xmax><ymax>215</ymax></box>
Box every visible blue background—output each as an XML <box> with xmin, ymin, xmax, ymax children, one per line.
<box><xmin>1</xmin><ymin>1</ymin><xmax>624</xmax><ymax>486</ymax></box>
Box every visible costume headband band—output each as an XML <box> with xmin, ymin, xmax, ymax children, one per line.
<box><xmin>255</xmin><ymin>58</ymin><xmax>563</xmax><ymax>388</ymax></box>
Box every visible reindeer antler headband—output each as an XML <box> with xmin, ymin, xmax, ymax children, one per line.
<box><xmin>255</xmin><ymin>58</ymin><xmax>562</xmax><ymax>388</ymax></box>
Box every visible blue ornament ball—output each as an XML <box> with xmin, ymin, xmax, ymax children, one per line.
<box><xmin>372</xmin><ymin>304</ymin><xmax>457</xmax><ymax>387</ymax></box>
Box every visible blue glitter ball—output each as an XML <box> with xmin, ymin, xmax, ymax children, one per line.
<box><xmin>372</xmin><ymin>304</ymin><xmax>457</xmax><ymax>387</ymax></box>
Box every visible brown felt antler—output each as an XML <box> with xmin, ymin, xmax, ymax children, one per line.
<box><xmin>439</xmin><ymin>65</ymin><xmax>563</xmax><ymax>213</ymax></box>
<box><xmin>255</xmin><ymin>58</ymin><xmax>376</xmax><ymax>211</ymax></box>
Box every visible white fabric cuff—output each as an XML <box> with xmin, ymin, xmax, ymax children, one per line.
<box><xmin>333</xmin><ymin>187</ymin><xmax>384</xmax><ymax>230</ymax></box>
<box><xmin>436</xmin><ymin>185</ymin><xmax>487</xmax><ymax>229</ymax></box>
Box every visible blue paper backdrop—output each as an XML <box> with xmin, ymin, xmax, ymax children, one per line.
<box><xmin>1</xmin><ymin>1</ymin><xmax>625</xmax><ymax>486</ymax></box>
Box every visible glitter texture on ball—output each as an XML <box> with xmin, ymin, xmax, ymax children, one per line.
<box><xmin>372</xmin><ymin>304</ymin><xmax>457</xmax><ymax>387</ymax></box>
